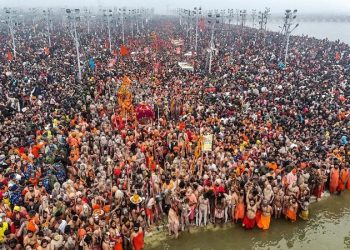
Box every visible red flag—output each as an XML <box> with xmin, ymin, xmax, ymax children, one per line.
<box><xmin>105</xmin><ymin>40</ymin><xmax>109</xmax><ymax>49</ymax></box>
<box><xmin>44</xmin><ymin>47</ymin><xmax>50</xmax><ymax>55</ymax></box>
<box><xmin>176</xmin><ymin>47</ymin><xmax>181</xmax><ymax>55</ymax></box>
<box><xmin>335</xmin><ymin>52</ymin><xmax>341</xmax><ymax>61</ymax></box>
<box><xmin>7</xmin><ymin>51</ymin><xmax>13</xmax><ymax>61</ymax></box>
<box><xmin>120</xmin><ymin>45</ymin><xmax>129</xmax><ymax>56</ymax></box>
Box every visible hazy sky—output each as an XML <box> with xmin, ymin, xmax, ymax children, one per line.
<box><xmin>1</xmin><ymin>0</ymin><xmax>350</xmax><ymax>14</ymax></box>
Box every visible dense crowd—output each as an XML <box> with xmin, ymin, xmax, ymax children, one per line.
<box><xmin>0</xmin><ymin>12</ymin><xmax>349</xmax><ymax>250</ymax></box>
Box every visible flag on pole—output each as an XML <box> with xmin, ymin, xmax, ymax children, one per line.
<box><xmin>44</xmin><ymin>47</ymin><xmax>50</xmax><ymax>55</ymax></box>
<box><xmin>120</xmin><ymin>45</ymin><xmax>129</xmax><ymax>56</ymax></box>
<box><xmin>7</xmin><ymin>51</ymin><xmax>13</xmax><ymax>61</ymax></box>
<box><xmin>194</xmin><ymin>135</ymin><xmax>203</xmax><ymax>159</ymax></box>
<box><xmin>335</xmin><ymin>52</ymin><xmax>341</xmax><ymax>61</ymax></box>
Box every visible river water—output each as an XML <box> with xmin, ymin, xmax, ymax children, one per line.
<box><xmin>268</xmin><ymin>21</ymin><xmax>350</xmax><ymax>45</ymax></box>
<box><xmin>147</xmin><ymin>192</ymin><xmax>350</xmax><ymax>250</ymax></box>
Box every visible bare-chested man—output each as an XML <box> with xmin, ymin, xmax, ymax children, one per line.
<box><xmin>273</xmin><ymin>186</ymin><xmax>284</xmax><ymax>219</ymax></box>
<box><xmin>242</xmin><ymin>189</ymin><xmax>260</xmax><ymax>229</ymax></box>
<box><xmin>257</xmin><ymin>199</ymin><xmax>273</xmax><ymax>230</ymax></box>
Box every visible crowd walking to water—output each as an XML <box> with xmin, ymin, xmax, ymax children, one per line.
<box><xmin>0</xmin><ymin>9</ymin><xmax>349</xmax><ymax>250</ymax></box>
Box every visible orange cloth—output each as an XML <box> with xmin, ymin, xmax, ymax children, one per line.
<box><xmin>27</xmin><ymin>219</ymin><xmax>36</xmax><ymax>232</ymax></box>
<box><xmin>133</xmin><ymin>232</ymin><xmax>144</xmax><ymax>250</ymax></box>
<box><xmin>338</xmin><ymin>169</ymin><xmax>348</xmax><ymax>191</ymax></box>
<box><xmin>329</xmin><ymin>168</ymin><xmax>339</xmax><ymax>193</ymax></box>
<box><xmin>235</xmin><ymin>202</ymin><xmax>245</xmax><ymax>220</ymax></box>
<box><xmin>286</xmin><ymin>209</ymin><xmax>296</xmax><ymax>222</ymax></box>
<box><xmin>114</xmin><ymin>237</ymin><xmax>123</xmax><ymax>250</ymax></box>
<box><xmin>103</xmin><ymin>205</ymin><xmax>110</xmax><ymax>213</ymax></box>
<box><xmin>78</xmin><ymin>228</ymin><xmax>86</xmax><ymax>239</ymax></box>
<box><xmin>257</xmin><ymin>214</ymin><xmax>271</xmax><ymax>230</ymax></box>
<box><xmin>347</xmin><ymin>172</ymin><xmax>350</xmax><ymax>190</ymax></box>
<box><xmin>120</xmin><ymin>45</ymin><xmax>129</xmax><ymax>56</ymax></box>
<box><xmin>92</xmin><ymin>204</ymin><xmax>100</xmax><ymax>211</ymax></box>
<box><xmin>179</xmin><ymin>122</ymin><xmax>185</xmax><ymax>131</ymax></box>
<box><xmin>267</xmin><ymin>162</ymin><xmax>277</xmax><ymax>171</ymax></box>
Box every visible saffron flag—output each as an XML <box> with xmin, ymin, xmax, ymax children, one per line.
<box><xmin>7</xmin><ymin>51</ymin><xmax>13</xmax><ymax>61</ymax></box>
<box><xmin>44</xmin><ymin>47</ymin><xmax>50</xmax><ymax>55</ymax></box>
<box><xmin>335</xmin><ymin>52</ymin><xmax>341</xmax><ymax>61</ymax></box>
<box><xmin>120</xmin><ymin>45</ymin><xmax>129</xmax><ymax>56</ymax></box>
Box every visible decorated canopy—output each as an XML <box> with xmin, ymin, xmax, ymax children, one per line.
<box><xmin>135</xmin><ymin>103</ymin><xmax>154</xmax><ymax>121</ymax></box>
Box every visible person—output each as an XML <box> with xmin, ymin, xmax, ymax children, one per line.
<box><xmin>242</xmin><ymin>189</ymin><xmax>260</xmax><ymax>230</ymax></box>
<box><xmin>0</xmin><ymin>216</ymin><xmax>9</xmax><ymax>244</ymax></box>
<box><xmin>131</xmin><ymin>225</ymin><xmax>144</xmax><ymax>250</ymax></box>
<box><xmin>234</xmin><ymin>190</ymin><xmax>245</xmax><ymax>223</ymax></box>
<box><xmin>0</xmin><ymin>7</ymin><xmax>349</xmax><ymax>248</ymax></box>
<box><xmin>214</xmin><ymin>193</ymin><xmax>225</xmax><ymax>225</ymax></box>
<box><xmin>257</xmin><ymin>199</ymin><xmax>273</xmax><ymax>230</ymax></box>
<box><xmin>168</xmin><ymin>203</ymin><xmax>180</xmax><ymax>239</ymax></box>
<box><xmin>286</xmin><ymin>196</ymin><xmax>298</xmax><ymax>222</ymax></box>
<box><xmin>198</xmin><ymin>192</ymin><xmax>209</xmax><ymax>226</ymax></box>
<box><xmin>273</xmin><ymin>186</ymin><xmax>284</xmax><ymax>219</ymax></box>
<box><xmin>337</xmin><ymin>166</ymin><xmax>348</xmax><ymax>194</ymax></box>
<box><xmin>298</xmin><ymin>197</ymin><xmax>310</xmax><ymax>221</ymax></box>
<box><xmin>329</xmin><ymin>166</ymin><xmax>340</xmax><ymax>194</ymax></box>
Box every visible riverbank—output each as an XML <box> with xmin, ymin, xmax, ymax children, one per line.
<box><xmin>145</xmin><ymin>191</ymin><xmax>349</xmax><ymax>250</ymax></box>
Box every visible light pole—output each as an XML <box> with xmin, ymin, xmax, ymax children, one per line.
<box><xmin>283</xmin><ymin>9</ymin><xmax>299</xmax><ymax>64</ymax></box>
<box><xmin>258</xmin><ymin>7</ymin><xmax>270</xmax><ymax>31</ymax></box>
<box><xmin>240</xmin><ymin>10</ymin><xmax>247</xmax><ymax>28</ymax></box>
<box><xmin>103</xmin><ymin>9</ymin><xmax>113</xmax><ymax>52</ymax></box>
<box><xmin>84</xmin><ymin>9</ymin><xmax>91</xmax><ymax>34</ymax></box>
<box><xmin>227</xmin><ymin>9</ymin><xmax>234</xmax><ymax>27</ymax></box>
<box><xmin>193</xmin><ymin>7</ymin><xmax>201</xmax><ymax>52</ymax></box>
<box><xmin>119</xmin><ymin>8</ymin><xmax>126</xmax><ymax>44</ymax></box>
<box><xmin>207</xmin><ymin>11</ymin><xmax>220</xmax><ymax>74</ymax></box>
<box><xmin>235</xmin><ymin>9</ymin><xmax>239</xmax><ymax>25</ymax></box>
<box><xmin>43</xmin><ymin>9</ymin><xmax>51</xmax><ymax>47</ymax></box>
<box><xmin>4</xmin><ymin>8</ymin><xmax>17</xmax><ymax>59</ymax></box>
<box><xmin>67</xmin><ymin>8</ymin><xmax>82</xmax><ymax>81</ymax></box>
<box><xmin>251</xmin><ymin>9</ymin><xmax>256</xmax><ymax>27</ymax></box>
<box><xmin>129</xmin><ymin>9</ymin><xmax>134</xmax><ymax>38</ymax></box>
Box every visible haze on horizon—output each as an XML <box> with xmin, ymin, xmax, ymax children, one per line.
<box><xmin>1</xmin><ymin>0</ymin><xmax>350</xmax><ymax>15</ymax></box>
